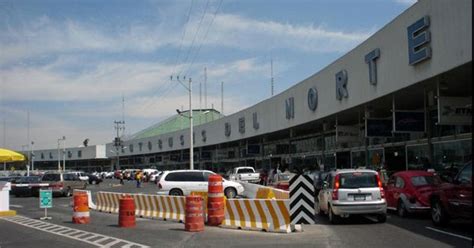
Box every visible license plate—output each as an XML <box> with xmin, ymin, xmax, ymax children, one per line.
<box><xmin>354</xmin><ymin>195</ymin><xmax>366</xmax><ymax>201</ymax></box>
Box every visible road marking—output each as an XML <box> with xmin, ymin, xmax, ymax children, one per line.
<box><xmin>425</xmin><ymin>227</ymin><xmax>472</xmax><ymax>241</ymax></box>
<box><xmin>0</xmin><ymin>215</ymin><xmax>150</xmax><ymax>248</ymax></box>
<box><xmin>10</xmin><ymin>204</ymin><xmax>23</xmax><ymax>208</ymax></box>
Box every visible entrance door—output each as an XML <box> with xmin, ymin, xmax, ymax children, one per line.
<box><xmin>336</xmin><ymin>151</ymin><xmax>351</xmax><ymax>169</ymax></box>
<box><xmin>384</xmin><ymin>146</ymin><xmax>406</xmax><ymax>172</ymax></box>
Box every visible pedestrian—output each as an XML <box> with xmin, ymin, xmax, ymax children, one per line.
<box><xmin>119</xmin><ymin>172</ymin><xmax>124</xmax><ymax>185</ymax></box>
<box><xmin>136</xmin><ymin>171</ymin><xmax>142</xmax><ymax>188</ymax></box>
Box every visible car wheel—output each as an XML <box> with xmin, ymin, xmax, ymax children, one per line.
<box><xmin>431</xmin><ymin>199</ymin><xmax>449</xmax><ymax>227</ymax></box>
<box><xmin>397</xmin><ymin>200</ymin><xmax>407</xmax><ymax>218</ymax></box>
<box><xmin>377</xmin><ymin>214</ymin><xmax>387</xmax><ymax>223</ymax></box>
<box><xmin>224</xmin><ymin>187</ymin><xmax>237</xmax><ymax>199</ymax></box>
<box><xmin>169</xmin><ymin>189</ymin><xmax>183</xmax><ymax>196</ymax></box>
<box><xmin>328</xmin><ymin>206</ymin><xmax>340</xmax><ymax>224</ymax></box>
<box><xmin>91</xmin><ymin>180</ymin><xmax>97</xmax><ymax>185</ymax></box>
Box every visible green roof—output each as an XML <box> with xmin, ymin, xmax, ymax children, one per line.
<box><xmin>129</xmin><ymin>109</ymin><xmax>223</xmax><ymax>139</ymax></box>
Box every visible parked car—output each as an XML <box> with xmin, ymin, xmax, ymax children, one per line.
<box><xmin>157</xmin><ymin>170</ymin><xmax>244</xmax><ymax>198</ymax></box>
<box><xmin>270</xmin><ymin>172</ymin><xmax>295</xmax><ymax>191</ymax></box>
<box><xmin>229</xmin><ymin>167</ymin><xmax>261</xmax><ymax>183</ymax></box>
<box><xmin>149</xmin><ymin>171</ymin><xmax>162</xmax><ymax>182</ymax></box>
<box><xmin>41</xmin><ymin>172</ymin><xmax>87</xmax><ymax>197</ymax></box>
<box><xmin>87</xmin><ymin>174</ymin><xmax>103</xmax><ymax>185</ymax></box>
<box><xmin>430</xmin><ymin>161</ymin><xmax>472</xmax><ymax>226</ymax></box>
<box><xmin>385</xmin><ymin>170</ymin><xmax>441</xmax><ymax>217</ymax></box>
<box><xmin>11</xmin><ymin>176</ymin><xmax>43</xmax><ymax>197</ymax></box>
<box><xmin>316</xmin><ymin>169</ymin><xmax>387</xmax><ymax>224</ymax></box>
<box><xmin>69</xmin><ymin>171</ymin><xmax>89</xmax><ymax>181</ymax></box>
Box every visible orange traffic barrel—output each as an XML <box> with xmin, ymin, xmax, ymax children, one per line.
<box><xmin>119</xmin><ymin>195</ymin><xmax>136</xmax><ymax>228</ymax></box>
<box><xmin>72</xmin><ymin>191</ymin><xmax>90</xmax><ymax>224</ymax></box>
<box><xmin>207</xmin><ymin>174</ymin><xmax>224</xmax><ymax>226</ymax></box>
<box><xmin>185</xmin><ymin>195</ymin><xmax>204</xmax><ymax>232</ymax></box>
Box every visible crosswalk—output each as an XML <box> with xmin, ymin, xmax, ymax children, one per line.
<box><xmin>0</xmin><ymin>215</ymin><xmax>149</xmax><ymax>248</ymax></box>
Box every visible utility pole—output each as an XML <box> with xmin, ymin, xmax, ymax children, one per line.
<box><xmin>271</xmin><ymin>58</ymin><xmax>274</xmax><ymax>96</ymax></box>
<box><xmin>113</xmin><ymin>120</ymin><xmax>125</xmax><ymax>171</ymax></box>
<box><xmin>27</xmin><ymin>110</ymin><xmax>30</xmax><ymax>175</ymax></box>
<box><xmin>171</xmin><ymin>75</ymin><xmax>194</xmax><ymax>170</ymax></box>
<box><xmin>204</xmin><ymin>67</ymin><xmax>207</xmax><ymax>109</ymax></box>
<box><xmin>221</xmin><ymin>81</ymin><xmax>224</xmax><ymax>115</ymax></box>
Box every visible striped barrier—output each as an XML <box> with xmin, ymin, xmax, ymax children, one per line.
<box><xmin>95</xmin><ymin>191</ymin><xmax>186</xmax><ymax>222</ymax></box>
<box><xmin>240</xmin><ymin>181</ymin><xmax>289</xmax><ymax>200</ymax></box>
<box><xmin>221</xmin><ymin>199</ymin><xmax>293</xmax><ymax>233</ymax></box>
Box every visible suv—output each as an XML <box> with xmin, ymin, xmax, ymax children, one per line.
<box><xmin>41</xmin><ymin>172</ymin><xmax>87</xmax><ymax>197</ymax></box>
<box><xmin>157</xmin><ymin>170</ymin><xmax>244</xmax><ymax>198</ymax></box>
<box><xmin>430</xmin><ymin>161</ymin><xmax>472</xmax><ymax>226</ymax></box>
<box><xmin>316</xmin><ymin>169</ymin><xmax>387</xmax><ymax>224</ymax></box>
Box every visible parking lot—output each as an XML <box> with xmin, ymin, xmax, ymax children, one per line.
<box><xmin>1</xmin><ymin>179</ymin><xmax>471</xmax><ymax>248</ymax></box>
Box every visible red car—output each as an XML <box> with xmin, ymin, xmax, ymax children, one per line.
<box><xmin>385</xmin><ymin>170</ymin><xmax>441</xmax><ymax>217</ymax></box>
<box><xmin>430</xmin><ymin>161</ymin><xmax>472</xmax><ymax>226</ymax></box>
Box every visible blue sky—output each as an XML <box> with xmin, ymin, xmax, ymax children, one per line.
<box><xmin>0</xmin><ymin>0</ymin><xmax>416</xmax><ymax>150</ymax></box>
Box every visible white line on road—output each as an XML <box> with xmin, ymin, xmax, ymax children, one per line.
<box><xmin>425</xmin><ymin>227</ymin><xmax>472</xmax><ymax>241</ymax></box>
<box><xmin>10</xmin><ymin>204</ymin><xmax>23</xmax><ymax>208</ymax></box>
<box><xmin>0</xmin><ymin>215</ymin><xmax>150</xmax><ymax>248</ymax></box>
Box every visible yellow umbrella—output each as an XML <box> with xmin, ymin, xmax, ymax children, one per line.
<box><xmin>0</xmin><ymin>148</ymin><xmax>26</xmax><ymax>163</ymax></box>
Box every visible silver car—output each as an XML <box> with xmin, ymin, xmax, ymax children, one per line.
<box><xmin>316</xmin><ymin>169</ymin><xmax>387</xmax><ymax>224</ymax></box>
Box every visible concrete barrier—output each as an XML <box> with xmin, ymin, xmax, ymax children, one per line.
<box><xmin>95</xmin><ymin>191</ymin><xmax>186</xmax><ymax>222</ymax></box>
<box><xmin>239</xmin><ymin>181</ymin><xmax>289</xmax><ymax>200</ymax></box>
<box><xmin>221</xmin><ymin>198</ymin><xmax>293</xmax><ymax>233</ymax></box>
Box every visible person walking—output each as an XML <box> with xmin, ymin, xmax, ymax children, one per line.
<box><xmin>119</xmin><ymin>172</ymin><xmax>124</xmax><ymax>185</ymax></box>
<box><xmin>136</xmin><ymin>170</ymin><xmax>142</xmax><ymax>188</ymax></box>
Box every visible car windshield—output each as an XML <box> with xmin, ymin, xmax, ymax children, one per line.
<box><xmin>339</xmin><ymin>172</ymin><xmax>378</xmax><ymax>188</ymax></box>
<box><xmin>410</xmin><ymin>175</ymin><xmax>440</xmax><ymax>186</ymax></box>
<box><xmin>19</xmin><ymin>177</ymin><xmax>41</xmax><ymax>183</ymax></box>
<box><xmin>238</xmin><ymin>168</ymin><xmax>254</xmax><ymax>173</ymax></box>
<box><xmin>278</xmin><ymin>174</ymin><xmax>291</xmax><ymax>181</ymax></box>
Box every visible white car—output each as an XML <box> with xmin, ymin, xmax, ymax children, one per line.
<box><xmin>157</xmin><ymin>170</ymin><xmax>244</xmax><ymax>198</ymax></box>
<box><xmin>70</xmin><ymin>171</ymin><xmax>89</xmax><ymax>181</ymax></box>
<box><xmin>316</xmin><ymin>169</ymin><xmax>387</xmax><ymax>224</ymax></box>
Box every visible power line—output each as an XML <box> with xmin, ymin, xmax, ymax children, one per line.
<box><xmin>171</xmin><ymin>0</ymin><xmax>196</xmax><ymax>76</ymax></box>
<box><xmin>182</xmin><ymin>0</ymin><xmax>223</xmax><ymax>77</ymax></box>
<box><xmin>177</xmin><ymin>0</ymin><xmax>211</xmax><ymax>77</ymax></box>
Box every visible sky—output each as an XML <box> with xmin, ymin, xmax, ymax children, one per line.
<box><xmin>0</xmin><ymin>0</ymin><xmax>416</xmax><ymax>150</ymax></box>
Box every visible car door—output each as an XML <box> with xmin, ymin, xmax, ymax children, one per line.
<box><xmin>385</xmin><ymin>176</ymin><xmax>396</xmax><ymax>208</ymax></box>
<box><xmin>451</xmin><ymin>163</ymin><xmax>472</xmax><ymax>218</ymax></box>
<box><xmin>392</xmin><ymin>176</ymin><xmax>405</xmax><ymax>206</ymax></box>
<box><xmin>320</xmin><ymin>174</ymin><xmax>332</xmax><ymax>212</ymax></box>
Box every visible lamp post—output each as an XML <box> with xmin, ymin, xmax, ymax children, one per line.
<box><xmin>30</xmin><ymin>141</ymin><xmax>34</xmax><ymax>173</ymax></box>
<box><xmin>63</xmin><ymin>137</ymin><xmax>66</xmax><ymax>172</ymax></box>
<box><xmin>22</xmin><ymin>144</ymin><xmax>29</xmax><ymax>176</ymax></box>
<box><xmin>57</xmin><ymin>136</ymin><xmax>65</xmax><ymax>172</ymax></box>
<box><xmin>171</xmin><ymin>75</ymin><xmax>194</xmax><ymax>170</ymax></box>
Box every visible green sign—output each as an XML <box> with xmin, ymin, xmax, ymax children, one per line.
<box><xmin>39</xmin><ymin>189</ymin><xmax>53</xmax><ymax>208</ymax></box>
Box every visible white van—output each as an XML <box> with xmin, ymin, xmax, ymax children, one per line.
<box><xmin>157</xmin><ymin>170</ymin><xmax>244</xmax><ymax>198</ymax></box>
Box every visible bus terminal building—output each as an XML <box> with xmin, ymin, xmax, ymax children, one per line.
<box><xmin>32</xmin><ymin>0</ymin><xmax>472</xmax><ymax>175</ymax></box>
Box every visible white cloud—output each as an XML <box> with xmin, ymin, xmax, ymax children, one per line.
<box><xmin>0</xmin><ymin>12</ymin><xmax>373</xmax><ymax>64</ymax></box>
<box><xmin>202</xmin><ymin>14</ymin><xmax>373</xmax><ymax>53</ymax></box>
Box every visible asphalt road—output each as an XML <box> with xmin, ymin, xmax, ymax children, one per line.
<box><xmin>1</xmin><ymin>179</ymin><xmax>471</xmax><ymax>248</ymax></box>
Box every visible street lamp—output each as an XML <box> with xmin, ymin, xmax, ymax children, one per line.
<box><xmin>30</xmin><ymin>141</ymin><xmax>34</xmax><ymax>173</ymax></box>
<box><xmin>21</xmin><ymin>144</ymin><xmax>29</xmax><ymax>176</ymax></box>
<box><xmin>171</xmin><ymin>75</ymin><xmax>194</xmax><ymax>170</ymax></box>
